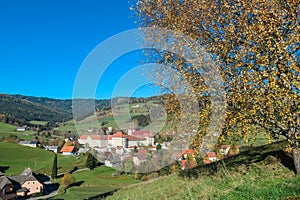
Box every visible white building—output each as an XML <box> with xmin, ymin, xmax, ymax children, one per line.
<box><xmin>44</xmin><ymin>145</ymin><xmax>59</xmax><ymax>153</ymax></box>
<box><xmin>18</xmin><ymin>141</ymin><xmax>38</xmax><ymax>148</ymax></box>
<box><xmin>78</xmin><ymin>134</ymin><xmax>108</xmax><ymax>148</ymax></box>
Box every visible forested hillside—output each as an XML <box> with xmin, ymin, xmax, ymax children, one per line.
<box><xmin>0</xmin><ymin>94</ymin><xmax>166</xmax><ymax>127</ymax></box>
<box><xmin>0</xmin><ymin>94</ymin><xmax>72</xmax><ymax>125</ymax></box>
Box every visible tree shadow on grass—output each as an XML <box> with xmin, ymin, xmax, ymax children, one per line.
<box><xmin>36</xmin><ymin>173</ymin><xmax>50</xmax><ymax>182</ymax></box>
<box><xmin>68</xmin><ymin>180</ymin><xmax>84</xmax><ymax>188</ymax></box>
<box><xmin>179</xmin><ymin>140</ymin><xmax>296</xmax><ymax>178</ymax></box>
<box><xmin>69</xmin><ymin>166</ymin><xmax>78</xmax><ymax>174</ymax></box>
<box><xmin>43</xmin><ymin>183</ymin><xmax>60</xmax><ymax>195</ymax></box>
<box><xmin>0</xmin><ymin>166</ymin><xmax>9</xmax><ymax>173</ymax></box>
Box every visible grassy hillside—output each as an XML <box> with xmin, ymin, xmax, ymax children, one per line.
<box><xmin>0</xmin><ymin>122</ymin><xmax>35</xmax><ymax>141</ymax></box>
<box><xmin>62</xmin><ymin>101</ymin><xmax>175</xmax><ymax>134</ymax></box>
<box><xmin>0</xmin><ymin>142</ymin><xmax>86</xmax><ymax>175</ymax></box>
<box><xmin>108</xmin><ymin>141</ymin><xmax>300</xmax><ymax>200</ymax></box>
<box><xmin>0</xmin><ymin>94</ymin><xmax>73</xmax><ymax>124</ymax></box>
<box><xmin>54</xmin><ymin>166</ymin><xmax>139</xmax><ymax>200</ymax></box>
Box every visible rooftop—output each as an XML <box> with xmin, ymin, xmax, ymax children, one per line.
<box><xmin>60</xmin><ymin>146</ymin><xmax>75</xmax><ymax>153</ymax></box>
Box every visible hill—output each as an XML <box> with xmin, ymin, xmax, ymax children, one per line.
<box><xmin>0</xmin><ymin>142</ymin><xmax>86</xmax><ymax>175</ymax></box>
<box><xmin>0</xmin><ymin>94</ymin><xmax>166</xmax><ymax>127</ymax></box>
<box><xmin>0</xmin><ymin>94</ymin><xmax>73</xmax><ymax>125</ymax></box>
<box><xmin>107</xmin><ymin>141</ymin><xmax>300</xmax><ymax>200</ymax></box>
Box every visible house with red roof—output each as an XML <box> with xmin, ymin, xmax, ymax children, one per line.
<box><xmin>129</xmin><ymin>130</ymin><xmax>155</xmax><ymax>146</ymax></box>
<box><xmin>60</xmin><ymin>146</ymin><xmax>76</xmax><ymax>155</ymax></box>
<box><xmin>219</xmin><ymin>145</ymin><xmax>231</xmax><ymax>155</ymax></box>
<box><xmin>182</xmin><ymin>149</ymin><xmax>197</xmax><ymax>160</ymax></box>
<box><xmin>205</xmin><ymin>152</ymin><xmax>219</xmax><ymax>163</ymax></box>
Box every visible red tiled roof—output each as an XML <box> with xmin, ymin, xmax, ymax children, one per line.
<box><xmin>203</xmin><ymin>159</ymin><xmax>211</xmax><ymax>164</ymax></box>
<box><xmin>125</xmin><ymin>135</ymin><xmax>146</xmax><ymax>141</ymax></box>
<box><xmin>79</xmin><ymin>134</ymin><xmax>107</xmax><ymax>140</ymax></box>
<box><xmin>132</xmin><ymin>130</ymin><xmax>153</xmax><ymax>138</ymax></box>
<box><xmin>172</xmin><ymin>152</ymin><xmax>182</xmax><ymax>159</ymax></box>
<box><xmin>220</xmin><ymin>145</ymin><xmax>230</xmax><ymax>149</ymax></box>
<box><xmin>206</xmin><ymin>152</ymin><xmax>217</xmax><ymax>157</ymax></box>
<box><xmin>60</xmin><ymin>146</ymin><xmax>75</xmax><ymax>153</ymax></box>
<box><xmin>113</xmin><ymin>132</ymin><xmax>124</xmax><ymax>137</ymax></box>
<box><xmin>79</xmin><ymin>135</ymin><xmax>89</xmax><ymax>139</ymax></box>
<box><xmin>182</xmin><ymin>149</ymin><xmax>196</xmax><ymax>155</ymax></box>
<box><xmin>138</xmin><ymin>149</ymin><xmax>148</xmax><ymax>154</ymax></box>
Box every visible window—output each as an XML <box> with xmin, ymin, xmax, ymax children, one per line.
<box><xmin>36</xmin><ymin>187</ymin><xmax>39</xmax><ymax>190</ymax></box>
<box><xmin>33</xmin><ymin>181</ymin><xmax>35</xmax><ymax>184</ymax></box>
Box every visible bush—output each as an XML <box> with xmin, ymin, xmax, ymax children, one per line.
<box><xmin>141</xmin><ymin>175</ymin><xmax>149</xmax><ymax>181</ymax></box>
<box><xmin>61</xmin><ymin>173</ymin><xmax>73</xmax><ymax>189</ymax></box>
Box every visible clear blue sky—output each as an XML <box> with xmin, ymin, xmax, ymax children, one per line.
<box><xmin>0</xmin><ymin>0</ymin><xmax>159</xmax><ymax>99</ymax></box>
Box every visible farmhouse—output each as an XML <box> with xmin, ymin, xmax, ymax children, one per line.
<box><xmin>18</xmin><ymin>141</ymin><xmax>39</xmax><ymax>148</ymax></box>
<box><xmin>0</xmin><ymin>175</ymin><xmax>16</xmax><ymax>200</ymax></box>
<box><xmin>8</xmin><ymin>168</ymin><xmax>44</xmax><ymax>197</ymax></box>
<box><xmin>60</xmin><ymin>146</ymin><xmax>76</xmax><ymax>155</ymax></box>
<box><xmin>44</xmin><ymin>145</ymin><xmax>60</xmax><ymax>153</ymax></box>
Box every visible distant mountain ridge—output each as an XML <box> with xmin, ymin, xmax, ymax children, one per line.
<box><xmin>0</xmin><ymin>94</ymin><xmax>164</xmax><ymax>126</ymax></box>
<box><xmin>0</xmin><ymin>94</ymin><xmax>73</xmax><ymax>125</ymax></box>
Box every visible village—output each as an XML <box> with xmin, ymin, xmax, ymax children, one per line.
<box><xmin>0</xmin><ymin>126</ymin><xmax>241</xmax><ymax>199</ymax></box>
<box><xmin>16</xmin><ymin>126</ymin><xmax>241</xmax><ymax>170</ymax></box>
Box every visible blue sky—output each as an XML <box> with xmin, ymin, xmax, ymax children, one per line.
<box><xmin>0</xmin><ymin>0</ymin><xmax>159</xmax><ymax>99</ymax></box>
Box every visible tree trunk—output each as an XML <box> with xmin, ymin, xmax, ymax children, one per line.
<box><xmin>292</xmin><ymin>148</ymin><xmax>300</xmax><ymax>174</ymax></box>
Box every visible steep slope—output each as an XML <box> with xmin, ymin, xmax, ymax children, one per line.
<box><xmin>0</xmin><ymin>94</ymin><xmax>72</xmax><ymax>123</ymax></box>
<box><xmin>107</xmin><ymin>141</ymin><xmax>300</xmax><ymax>200</ymax></box>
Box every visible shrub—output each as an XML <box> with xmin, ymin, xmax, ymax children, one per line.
<box><xmin>61</xmin><ymin>173</ymin><xmax>73</xmax><ymax>189</ymax></box>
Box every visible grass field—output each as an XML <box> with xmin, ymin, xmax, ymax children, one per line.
<box><xmin>54</xmin><ymin>166</ymin><xmax>139</xmax><ymax>200</ymax></box>
<box><xmin>0</xmin><ymin>142</ymin><xmax>86</xmax><ymax>176</ymax></box>
<box><xmin>0</xmin><ymin>122</ymin><xmax>36</xmax><ymax>141</ymax></box>
<box><xmin>108</xmin><ymin>141</ymin><xmax>300</xmax><ymax>200</ymax></box>
<box><xmin>59</xmin><ymin>101</ymin><xmax>174</xmax><ymax>134</ymax></box>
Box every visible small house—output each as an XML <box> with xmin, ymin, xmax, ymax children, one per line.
<box><xmin>17</xmin><ymin>126</ymin><xmax>26</xmax><ymax>131</ymax></box>
<box><xmin>44</xmin><ymin>146</ymin><xmax>60</xmax><ymax>153</ymax></box>
<box><xmin>60</xmin><ymin>146</ymin><xmax>76</xmax><ymax>155</ymax></box>
<box><xmin>18</xmin><ymin>141</ymin><xmax>39</xmax><ymax>148</ymax></box>
<box><xmin>0</xmin><ymin>176</ymin><xmax>16</xmax><ymax>200</ymax></box>
<box><xmin>9</xmin><ymin>168</ymin><xmax>43</xmax><ymax>197</ymax></box>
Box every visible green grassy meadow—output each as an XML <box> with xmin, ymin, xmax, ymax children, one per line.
<box><xmin>54</xmin><ymin>166</ymin><xmax>139</xmax><ymax>200</ymax></box>
<box><xmin>0</xmin><ymin>142</ymin><xmax>86</xmax><ymax>176</ymax></box>
<box><xmin>0</xmin><ymin>122</ymin><xmax>36</xmax><ymax>141</ymax></box>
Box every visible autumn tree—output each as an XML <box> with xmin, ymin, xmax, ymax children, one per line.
<box><xmin>134</xmin><ymin>0</ymin><xmax>300</xmax><ymax>172</ymax></box>
<box><xmin>61</xmin><ymin>173</ymin><xmax>73</xmax><ymax>188</ymax></box>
